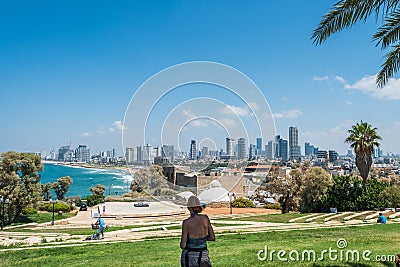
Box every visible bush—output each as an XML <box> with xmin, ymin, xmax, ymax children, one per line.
<box><xmin>231</xmin><ymin>197</ymin><xmax>256</xmax><ymax>208</ymax></box>
<box><xmin>21</xmin><ymin>207</ymin><xmax>37</xmax><ymax>216</ymax></box>
<box><xmin>263</xmin><ymin>203</ymin><xmax>281</xmax><ymax>210</ymax></box>
<box><xmin>323</xmin><ymin>175</ymin><xmax>387</xmax><ymax>212</ymax></box>
<box><xmin>39</xmin><ymin>203</ymin><xmax>51</xmax><ymax>211</ymax></box>
<box><xmin>46</xmin><ymin>202</ymin><xmax>71</xmax><ymax>213</ymax></box>
<box><xmin>85</xmin><ymin>194</ymin><xmax>105</xmax><ymax>207</ymax></box>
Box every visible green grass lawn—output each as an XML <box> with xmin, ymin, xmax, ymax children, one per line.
<box><xmin>227</xmin><ymin>213</ymin><xmax>309</xmax><ymax>223</ymax></box>
<box><xmin>1</xmin><ymin>223</ymin><xmax>398</xmax><ymax>266</ymax></box>
<box><xmin>10</xmin><ymin>212</ymin><xmax>76</xmax><ymax>226</ymax></box>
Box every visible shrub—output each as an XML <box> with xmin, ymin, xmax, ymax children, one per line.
<box><xmin>263</xmin><ymin>203</ymin><xmax>281</xmax><ymax>210</ymax></box>
<box><xmin>231</xmin><ymin>197</ymin><xmax>255</xmax><ymax>208</ymax></box>
<box><xmin>85</xmin><ymin>194</ymin><xmax>105</xmax><ymax>207</ymax></box>
<box><xmin>21</xmin><ymin>207</ymin><xmax>37</xmax><ymax>216</ymax></box>
<box><xmin>46</xmin><ymin>202</ymin><xmax>71</xmax><ymax>213</ymax></box>
<box><xmin>323</xmin><ymin>175</ymin><xmax>387</xmax><ymax>212</ymax></box>
<box><xmin>39</xmin><ymin>203</ymin><xmax>51</xmax><ymax>212</ymax></box>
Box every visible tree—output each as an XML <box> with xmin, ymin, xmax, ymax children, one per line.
<box><xmin>132</xmin><ymin>167</ymin><xmax>168</xmax><ymax>193</ymax></box>
<box><xmin>53</xmin><ymin>176</ymin><xmax>73</xmax><ymax>200</ymax></box>
<box><xmin>268</xmin><ymin>169</ymin><xmax>304</xmax><ymax>213</ymax></box>
<box><xmin>90</xmin><ymin>184</ymin><xmax>106</xmax><ymax>196</ymax></box>
<box><xmin>299</xmin><ymin>167</ymin><xmax>331</xmax><ymax>213</ymax></box>
<box><xmin>323</xmin><ymin>175</ymin><xmax>387</xmax><ymax>211</ymax></box>
<box><xmin>0</xmin><ymin>152</ymin><xmax>43</xmax><ymax>223</ymax></box>
<box><xmin>130</xmin><ymin>180</ymin><xmax>143</xmax><ymax>193</ymax></box>
<box><xmin>41</xmin><ymin>182</ymin><xmax>52</xmax><ymax>201</ymax></box>
<box><xmin>345</xmin><ymin>121</ymin><xmax>381</xmax><ymax>190</ymax></box>
<box><xmin>379</xmin><ymin>185</ymin><xmax>400</xmax><ymax>208</ymax></box>
<box><xmin>312</xmin><ymin>0</ymin><xmax>400</xmax><ymax>87</ymax></box>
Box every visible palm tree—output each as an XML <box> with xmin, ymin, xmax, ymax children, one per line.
<box><xmin>312</xmin><ymin>0</ymin><xmax>400</xmax><ymax>87</ymax></box>
<box><xmin>345</xmin><ymin>121</ymin><xmax>382</xmax><ymax>190</ymax></box>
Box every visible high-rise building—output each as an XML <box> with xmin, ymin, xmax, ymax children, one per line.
<box><xmin>289</xmin><ymin>126</ymin><xmax>299</xmax><ymax>160</ymax></box>
<box><xmin>305</xmin><ymin>142</ymin><xmax>311</xmax><ymax>156</ymax></box>
<box><xmin>256</xmin><ymin>137</ymin><xmax>262</xmax><ymax>156</ymax></box>
<box><xmin>189</xmin><ymin>140</ymin><xmax>197</xmax><ymax>160</ymax></box>
<box><xmin>274</xmin><ymin>135</ymin><xmax>281</xmax><ymax>159</ymax></box>
<box><xmin>143</xmin><ymin>144</ymin><xmax>153</xmax><ymax>164</ymax></box>
<box><xmin>226</xmin><ymin>137</ymin><xmax>235</xmax><ymax>157</ymax></box>
<box><xmin>249</xmin><ymin>144</ymin><xmax>256</xmax><ymax>159</ymax></box>
<box><xmin>329</xmin><ymin>150</ymin><xmax>338</xmax><ymax>162</ymax></box>
<box><xmin>201</xmin><ymin>146</ymin><xmax>209</xmax><ymax>158</ymax></box>
<box><xmin>57</xmin><ymin>145</ymin><xmax>71</xmax><ymax>161</ymax></box>
<box><xmin>162</xmin><ymin>145</ymin><xmax>174</xmax><ymax>163</ymax></box>
<box><xmin>136</xmin><ymin>145</ymin><xmax>142</xmax><ymax>162</ymax></box>
<box><xmin>347</xmin><ymin>150</ymin><xmax>353</xmax><ymax>157</ymax></box>
<box><xmin>317</xmin><ymin>150</ymin><xmax>328</xmax><ymax>159</ymax></box>
<box><xmin>280</xmin><ymin>139</ymin><xmax>288</xmax><ymax>161</ymax></box>
<box><xmin>272</xmin><ymin>135</ymin><xmax>288</xmax><ymax>161</ymax></box>
<box><xmin>75</xmin><ymin>145</ymin><xmax>90</xmax><ymax>162</ymax></box>
<box><xmin>125</xmin><ymin>147</ymin><xmax>134</xmax><ymax>164</ymax></box>
<box><xmin>267</xmin><ymin>140</ymin><xmax>275</xmax><ymax>159</ymax></box>
<box><xmin>237</xmin><ymin>138</ymin><xmax>246</xmax><ymax>159</ymax></box>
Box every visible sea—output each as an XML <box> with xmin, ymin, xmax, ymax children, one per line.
<box><xmin>39</xmin><ymin>163</ymin><xmax>133</xmax><ymax>198</ymax></box>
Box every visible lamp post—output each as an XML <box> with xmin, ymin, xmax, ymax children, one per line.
<box><xmin>228</xmin><ymin>193</ymin><xmax>235</xmax><ymax>215</ymax></box>
<box><xmin>0</xmin><ymin>196</ymin><xmax>10</xmax><ymax>231</ymax></box>
<box><xmin>50</xmin><ymin>199</ymin><xmax>58</xmax><ymax>225</ymax></box>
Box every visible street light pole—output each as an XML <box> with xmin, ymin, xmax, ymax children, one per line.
<box><xmin>228</xmin><ymin>193</ymin><xmax>235</xmax><ymax>215</ymax></box>
<box><xmin>50</xmin><ymin>199</ymin><xmax>58</xmax><ymax>225</ymax></box>
<box><xmin>1</xmin><ymin>196</ymin><xmax>10</xmax><ymax>231</ymax></box>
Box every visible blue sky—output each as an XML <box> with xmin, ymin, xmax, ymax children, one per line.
<box><xmin>1</xmin><ymin>1</ymin><xmax>399</xmax><ymax>156</ymax></box>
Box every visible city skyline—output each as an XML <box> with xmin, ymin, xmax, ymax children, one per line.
<box><xmin>1</xmin><ymin>1</ymin><xmax>400</xmax><ymax>155</ymax></box>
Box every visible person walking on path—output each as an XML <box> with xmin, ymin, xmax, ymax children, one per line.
<box><xmin>180</xmin><ymin>196</ymin><xmax>215</xmax><ymax>267</ymax></box>
<box><xmin>95</xmin><ymin>216</ymin><xmax>106</xmax><ymax>239</ymax></box>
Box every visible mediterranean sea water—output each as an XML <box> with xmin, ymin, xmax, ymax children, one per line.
<box><xmin>40</xmin><ymin>163</ymin><xmax>132</xmax><ymax>198</ymax></box>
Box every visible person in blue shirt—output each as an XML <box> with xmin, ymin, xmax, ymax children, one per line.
<box><xmin>95</xmin><ymin>216</ymin><xmax>106</xmax><ymax>239</ymax></box>
<box><xmin>377</xmin><ymin>213</ymin><xmax>387</xmax><ymax>224</ymax></box>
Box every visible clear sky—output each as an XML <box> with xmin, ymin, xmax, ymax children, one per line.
<box><xmin>1</xmin><ymin>1</ymin><xmax>399</xmax><ymax>156</ymax></box>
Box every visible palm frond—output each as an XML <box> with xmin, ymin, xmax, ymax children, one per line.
<box><xmin>377</xmin><ymin>44</ymin><xmax>400</xmax><ymax>87</ymax></box>
<box><xmin>312</xmin><ymin>0</ymin><xmax>391</xmax><ymax>45</ymax></box>
<box><xmin>373</xmin><ymin>9</ymin><xmax>400</xmax><ymax>49</ymax></box>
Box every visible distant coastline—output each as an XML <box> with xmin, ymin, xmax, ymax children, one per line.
<box><xmin>40</xmin><ymin>162</ymin><xmax>133</xmax><ymax>197</ymax></box>
<box><xmin>42</xmin><ymin>160</ymin><xmax>131</xmax><ymax>174</ymax></box>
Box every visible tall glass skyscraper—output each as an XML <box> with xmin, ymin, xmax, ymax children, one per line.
<box><xmin>289</xmin><ymin>126</ymin><xmax>299</xmax><ymax>160</ymax></box>
<box><xmin>237</xmin><ymin>138</ymin><xmax>246</xmax><ymax>159</ymax></box>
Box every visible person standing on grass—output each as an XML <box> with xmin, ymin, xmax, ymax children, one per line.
<box><xmin>180</xmin><ymin>196</ymin><xmax>215</xmax><ymax>267</ymax></box>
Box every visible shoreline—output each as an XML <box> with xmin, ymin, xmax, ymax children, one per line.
<box><xmin>42</xmin><ymin>160</ymin><xmax>132</xmax><ymax>174</ymax></box>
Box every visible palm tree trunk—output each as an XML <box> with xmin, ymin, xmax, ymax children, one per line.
<box><xmin>356</xmin><ymin>152</ymin><xmax>372</xmax><ymax>191</ymax></box>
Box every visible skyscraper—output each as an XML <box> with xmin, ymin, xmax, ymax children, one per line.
<box><xmin>226</xmin><ymin>137</ymin><xmax>235</xmax><ymax>157</ymax></box>
<box><xmin>162</xmin><ymin>145</ymin><xmax>174</xmax><ymax>163</ymax></box>
<box><xmin>280</xmin><ymin>139</ymin><xmax>288</xmax><ymax>161</ymax></box>
<box><xmin>249</xmin><ymin>144</ymin><xmax>256</xmax><ymax>159</ymax></box>
<box><xmin>256</xmin><ymin>137</ymin><xmax>262</xmax><ymax>156</ymax></box>
<box><xmin>189</xmin><ymin>140</ymin><xmax>197</xmax><ymax>160</ymax></box>
<box><xmin>201</xmin><ymin>146</ymin><xmax>209</xmax><ymax>158</ymax></box>
<box><xmin>289</xmin><ymin>126</ymin><xmax>299</xmax><ymax>160</ymax></box>
<box><xmin>143</xmin><ymin>144</ymin><xmax>153</xmax><ymax>164</ymax></box>
<box><xmin>136</xmin><ymin>145</ymin><xmax>142</xmax><ymax>162</ymax></box>
<box><xmin>237</xmin><ymin>138</ymin><xmax>246</xmax><ymax>159</ymax></box>
<box><xmin>75</xmin><ymin>145</ymin><xmax>90</xmax><ymax>163</ymax></box>
<box><xmin>125</xmin><ymin>147</ymin><xmax>134</xmax><ymax>164</ymax></box>
<box><xmin>267</xmin><ymin>140</ymin><xmax>274</xmax><ymax>159</ymax></box>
